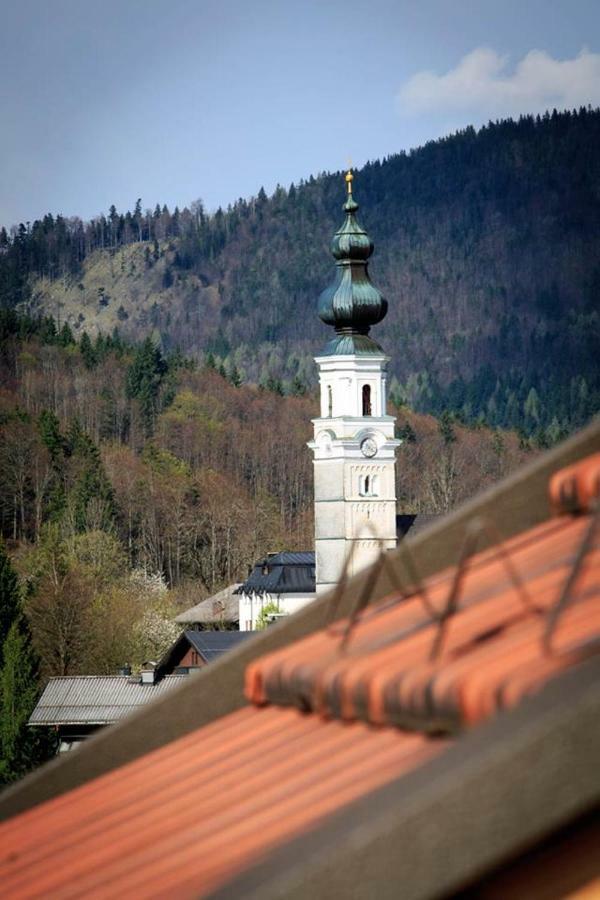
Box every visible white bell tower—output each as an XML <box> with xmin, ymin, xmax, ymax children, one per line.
<box><xmin>309</xmin><ymin>171</ymin><xmax>400</xmax><ymax>596</ymax></box>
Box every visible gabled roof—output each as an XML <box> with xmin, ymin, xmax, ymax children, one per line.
<box><xmin>236</xmin><ymin>552</ymin><xmax>316</xmax><ymax>596</ymax></box>
<box><xmin>174</xmin><ymin>583</ymin><xmax>241</xmax><ymax>624</ymax></box>
<box><xmin>157</xmin><ymin>629</ymin><xmax>253</xmax><ymax>675</ymax></box>
<box><xmin>184</xmin><ymin>630</ymin><xmax>252</xmax><ymax>663</ymax></box>
<box><xmin>3</xmin><ymin>448</ymin><xmax>598</xmax><ymax>898</ymax></box>
<box><xmin>27</xmin><ymin>675</ymin><xmax>187</xmax><ymax>726</ymax></box>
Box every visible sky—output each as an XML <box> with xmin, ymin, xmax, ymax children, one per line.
<box><xmin>1</xmin><ymin>0</ymin><xmax>599</xmax><ymax>228</ymax></box>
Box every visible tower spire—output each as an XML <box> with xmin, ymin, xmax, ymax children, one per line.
<box><xmin>310</xmin><ymin>173</ymin><xmax>399</xmax><ymax>598</ymax></box>
<box><xmin>317</xmin><ymin>170</ymin><xmax>388</xmax><ymax>356</ymax></box>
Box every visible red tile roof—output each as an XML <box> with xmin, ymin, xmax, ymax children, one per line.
<box><xmin>1</xmin><ymin>453</ymin><xmax>598</xmax><ymax>898</ymax></box>
<box><xmin>246</xmin><ymin>514</ymin><xmax>598</xmax><ymax>731</ymax></box>
<box><xmin>0</xmin><ymin>708</ymin><xmax>443</xmax><ymax>897</ymax></box>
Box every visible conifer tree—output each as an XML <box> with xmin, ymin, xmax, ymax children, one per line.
<box><xmin>291</xmin><ymin>376</ymin><xmax>306</xmax><ymax>396</ymax></box>
<box><xmin>58</xmin><ymin>322</ymin><xmax>75</xmax><ymax>346</ymax></box>
<box><xmin>126</xmin><ymin>338</ymin><xmax>167</xmax><ymax>437</ymax></box>
<box><xmin>0</xmin><ymin>616</ymin><xmax>56</xmax><ymax>784</ymax></box>
<box><xmin>0</xmin><ymin>541</ymin><xmax>20</xmax><ymax>666</ymax></box>
<box><xmin>79</xmin><ymin>331</ymin><xmax>96</xmax><ymax>369</ymax></box>
<box><xmin>66</xmin><ymin>420</ymin><xmax>116</xmax><ymax>531</ymax></box>
<box><xmin>228</xmin><ymin>364</ymin><xmax>242</xmax><ymax>388</ymax></box>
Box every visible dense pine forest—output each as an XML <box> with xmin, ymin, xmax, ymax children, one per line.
<box><xmin>1</xmin><ymin>108</ymin><xmax>599</xmax><ymax>439</ymax></box>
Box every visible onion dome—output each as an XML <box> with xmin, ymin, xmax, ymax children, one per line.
<box><xmin>317</xmin><ymin>170</ymin><xmax>388</xmax><ymax>356</ymax></box>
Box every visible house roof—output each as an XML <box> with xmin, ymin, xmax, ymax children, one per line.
<box><xmin>235</xmin><ymin>552</ymin><xmax>316</xmax><ymax>596</ymax></box>
<box><xmin>3</xmin><ymin>448</ymin><xmax>598</xmax><ymax>898</ymax></box>
<box><xmin>174</xmin><ymin>583</ymin><xmax>241</xmax><ymax>625</ymax></box>
<box><xmin>27</xmin><ymin>675</ymin><xmax>188</xmax><ymax>726</ymax></box>
<box><xmin>236</xmin><ymin>520</ymin><xmax>439</xmax><ymax>600</ymax></box>
<box><xmin>156</xmin><ymin>630</ymin><xmax>254</xmax><ymax>676</ymax></box>
<box><xmin>184</xmin><ymin>630</ymin><xmax>252</xmax><ymax>663</ymax></box>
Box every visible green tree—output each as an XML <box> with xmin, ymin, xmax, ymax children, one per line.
<box><xmin>396</xmin><ymin>419</ymin><xmax>417</xmax><ymax>443</ymax></box>
<box><xmin>290</xmin><ymin>376</ymin><xmax>306</xmax><ymax>397</ymax></box>
<box><xmin>255</xmin><ymin>600</ymin><xmax>281</xmax><ymax>630</ymax></box>
<box><xmin>126</xmin><ymin>338</ymin><xmax>167</xmax><ymax>437</ymax></box>
<box><xmin>524</xmin><ymin>387</ymin><xmax>541</xmax><ymax>426</ymax></box>
<box><xmin>228</xmin><ymin>364</ymin><xmax>242</xmax><ymax>388</ymax></box>
<box><xmin>65</xmin><ymin>420</ymin><xmax>116</xmax><ymax>532</ymax></box>
<box><xmin>79</xmin><ymin>331</ymin><xmax>96</xmax><ymax>369</ymax></box>
<box><xmin>0</xmin><ymin>541</ymin><xmax>20</xmax><ymax>666</ymax></box>
<box><xmin>0</xmin><ymin>617</ymin><xmax>56</xmax><ymax>784</ymax></box>
<box><xmin>57</xmin><ymin>322</ymin><xmax>75</xmax><ymax>346</ymax></box>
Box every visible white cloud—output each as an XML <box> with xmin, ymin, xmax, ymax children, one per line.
<box><xmin>398</xmin><ymin>47</ymin><xmax>600</xmax><ymax>120</ymax></box>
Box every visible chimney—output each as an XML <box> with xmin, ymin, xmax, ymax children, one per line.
<box><xmin>140</xmin><ymin>662</ymin><xmax>157</xmax><ymax>684</ymax></box>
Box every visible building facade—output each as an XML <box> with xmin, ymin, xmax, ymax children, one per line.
<box><xmin>236</xmin><ymin>552</ymin><xmax>315</xmax><ymax>631</ymax></box>
<box><xmin>309</xmin><ymin>171</ymin><xmax>400</xmax><ymax>596</ymax></box>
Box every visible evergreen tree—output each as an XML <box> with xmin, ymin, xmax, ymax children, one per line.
<box><xmin>66</xmin><ymin>420</ymin><xmax>116</xmax><ymax>531</ymax></box>
<box><xmin>524</xmin><ymin>387</ymin><xmax>541</xmax><ymax>426</ymax></box>
<box><xmin>79</xmin><ymin>331</ymin><xmax>96</xmax><ymax>369</ymax></box>
<box><xmin>0</xmin><ymin>617</ymin><xmax>56</xmax><ymax>784</ymax></box>
<box><xmin>0</xmin><ymin>541</ymin><xmax>20</xmax><ymax>666</ymax></box>
<box><xmin>58</xmin><ymin>322</ymin><xmax>75</xmax><ymax>346</ymax></box>
<box><xmin>126</xmin><ymin>338</ymin><xmax>167</xmax><ymax>437</ymax></box>
<box><xmin>291</xmin><ymin>376</ymin><xmax>306</xmax><ymax>396</ymax></box>
<box><xmin>228</xmin><ymin>364</ymin><xmax>242</xmax><ymax>388</ymax></box>
<box><xmin>38</xmin><ymin>410</ymin><xmax>67</xmax><ymax>521</ymax></box>
<box><xmin>396</xmin><ymin>420</ymin><xmax>417</xmax><ymax>443</ymax></box>
<box><xmin>265</xmin><ymin>375</ymin><xmax>284</xmax><ymax>396</ymax></box>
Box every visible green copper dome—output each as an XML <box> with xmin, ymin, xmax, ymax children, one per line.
<box><xmin>317</xmin><ymin>171</ymin><xmax>387</xmax><ymax>356</ymax></box>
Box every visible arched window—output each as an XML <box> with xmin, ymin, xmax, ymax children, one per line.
<box><xmin>364</xmin><ymin>475</ymin><xmax>370</xmax><ymax>495</ymax></box>
<box><xmin>362</xmin><ymin>385</ymin><xmax>372</xmax><ymax>416</ymax></box>
<box><xmin>327</xmin><ymin>385</ymin><xmax>333</xmax><ymax>417</ymax></box>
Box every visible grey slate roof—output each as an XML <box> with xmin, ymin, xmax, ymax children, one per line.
<box><xmin>184</xmin><ymin>630</ymin><xmax>252</xmax><ymax>662</ymax></box>
<box><xmin>175</xmin><ymin>583</ymin><xmax>241</xmax><ymax>625</ymax></box>
<box><xmin>235</xmin><ymin>552</ymin><xmax>316</xmax><ymax>596</ymax></box>
<box><xmin>156</xmin><ymin>629</ymin><xmax>254</xmax><ymax>675</ymax></box>
<box><xmin>28</xmin><ymin>675</ymin><xmax>187</xmax><ymax>726</ymax></box>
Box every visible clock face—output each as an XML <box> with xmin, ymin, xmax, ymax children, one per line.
<box><xmin>360</xmin><ymin>437</ymin><xmax>377</xmax><ymax>458</ymax></box>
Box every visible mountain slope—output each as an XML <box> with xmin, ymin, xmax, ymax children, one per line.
<box><xmin>3</xmin><ymin>108</ymin><xmax>600</xmax><ymax>435</ymax></box>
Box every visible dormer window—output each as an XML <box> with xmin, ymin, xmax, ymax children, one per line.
<box><xmin>362</xmin><ymin>385</ymin><xmax>372</xmax><ymax>416</ymax></box>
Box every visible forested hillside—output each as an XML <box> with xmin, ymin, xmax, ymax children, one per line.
<box><xmin>0</xmin><ymin>310</ymin><xmax>538</xmax><ymax>781</ymax></box>
<box><xmin>1</xmin><ymin>108</ymin><xmax>598</xmax><ymax>439</ymax></box>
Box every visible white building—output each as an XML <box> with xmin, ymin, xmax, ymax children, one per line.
<box><xmin>236</xmin><ymin>552</ymin><xmax>316</xmax><ymax>631</ymax></box>
<box><xmin>309</xmin><ymin>170</ymin><xmax>400</xmax><ymax>596</ymax></box>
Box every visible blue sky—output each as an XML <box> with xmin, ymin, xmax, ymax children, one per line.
<box><xmin>1</xmin><ymin>0</ymin><xmax>599</xmax><ymax>227</ymax></box>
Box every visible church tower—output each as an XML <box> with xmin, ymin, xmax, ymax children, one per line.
<box><xmin>309</xmin><ymin>170</ymin><xmax>399</xmax><ymax>596</ymax></box>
